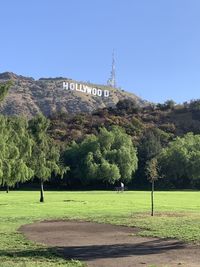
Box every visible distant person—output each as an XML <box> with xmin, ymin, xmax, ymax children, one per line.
<box><xmin>120</xmin><ymin>182</ymin><xmax>124</xmax><ymax>192</ymax></box>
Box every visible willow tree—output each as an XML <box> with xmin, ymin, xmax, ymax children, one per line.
<box><xmin>0</xmin><ymin>116</ymin><xmax>20</xmax><ymax>192</ymax></box>
<box><xmin>7</xmin><ymin>117</ymin><xmax>34</xmax><ymax>190</ymax></box>
<box><xmin>64</xmin><ymin>126</ymin><xmax>138</xmax><ymax>185</ymax></box>
<box><xmin>0</xmin><ymin>82</ymin><xmax>11</xmax><ymax>190</ymax></box>
<box><xmin>158</xmin><ymin>133</ymin><xmax>200</xmax><ymax>188</ymax></box>
<box><xmin>29</xmin><ymin>114</ymin><xmax>68</xmax><ymax>202</ymax></box>
<box><xmin>0</xmin><ymin>82</ymin><xmax>33</xmax><ymax>192</ymax></box>
<box><xmin>0</xmin><ymin>116</ymin><xmax>34</xmax><ymax>192</ymax></box>
<box><xmin>0</xmin><ymin>116</ymin><xmax>10</xmax><ymax>191</ymax></box>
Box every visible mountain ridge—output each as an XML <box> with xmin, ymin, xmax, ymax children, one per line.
<box><xmin>0</xmin><ymin>72</ymin><xmax>147</xmax><ymax>117</ymax></box>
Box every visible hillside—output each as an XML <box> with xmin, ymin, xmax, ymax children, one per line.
<box><xmin>0</xmin><ymin>72</ymin><xmax>146</xmax><ymax>117</ymax></box>
<box><xmin>49</xmin><ymin>98</ymin><xmax>200</xmax><ymax>145</ymax></box>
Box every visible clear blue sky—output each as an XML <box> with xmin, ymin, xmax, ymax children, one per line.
<box><xmin>1</xmin><ymin>0</ymin><xmax>200</xmax><ymax>103</ymax></box>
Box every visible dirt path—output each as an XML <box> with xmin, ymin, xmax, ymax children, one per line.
<box><xmin>19</xmin><ymin>220</ymin><xmax>200</xmax><ymax>267</ymax></box>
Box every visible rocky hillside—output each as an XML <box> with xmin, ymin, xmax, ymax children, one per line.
<box><xmin>0</xmin><ymin>72</ymin><xmax>146</xmax><ymax>117</ymax></box>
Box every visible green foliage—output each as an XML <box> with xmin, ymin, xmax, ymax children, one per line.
<box><xmin>156</xmin><ymin>99</ymin><xmax>176</xmax><ymax>111</ymax></box>
<box><xmin>189</xmin><ymin>99</ymin><xmax>200</xmax><ymax>111</ymax></box>
<box><xmin>116</xmin><ymin>99</ymin><xmax>140</xmax><ymax>114</ymax></box>
<box><xmin>0</xmin><ymin>116</ymin><xmax>33</xmax><ymax>188</ymax></box>
<box><xmin>64</xmin><ymin>126</ymin><xmax>138</xmax><ymax>185</ymax></box>
<box><xmin>135</xmin><ymin>129</ymin><xmax>162</xmax><ymax>188</ymax></box>
<box><xmin>158</xmin><ymin>133</ymin><xmax>200</xmax><ymax>187</ymax></box>
<box><xmin>29</xmin><ymin>114</ymin><xmax>68</xmax><ymax>182</ymax></box>
<box><xmin>164</xmin><ymin>99</ymin><xmax>176</xmax><ymax>110</ymax></box>
<box><xmin>0</xmin><ymin>81</ymin><xmax>12</xmax><ymax>102</ymax></box>
<box><xmin>140</xmin><ymin>130</ymin><xmax>162</xmax><ymax>161</ymax></box>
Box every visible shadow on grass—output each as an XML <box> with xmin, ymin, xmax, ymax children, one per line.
<box><xmin>63</xmin><ymin>200</ymin><xmax>87</xmax><ymax>203</ymax></box>
<box><xmin>0</xmin><ymin>238</ymin><xmax>187</xmax><ymax>262</ymax></box>
<box><xmin>0</xmin><ymin>247</ymin><xmax>59</xmax><ymax>259</ymax></box>
<box><xmin>56</xmin><ymin>239</ymin><xmax>186</xmax><ymax>261</ymax></box>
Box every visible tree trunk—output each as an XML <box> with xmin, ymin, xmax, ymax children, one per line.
<box><xmin>40</xmin><ymin>180</ymin><xmax>44</xmax><ymax>202</ymax></box>
<box><xmin>151</xmin><ymin>180</ymin><xmax>154</xmax><ymax>216</ymax></box>
<box><xmin>6</xmin><ymin>185</ymin><xmax>9</xmax><ymax>193</ymax></box>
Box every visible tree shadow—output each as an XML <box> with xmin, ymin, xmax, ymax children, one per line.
<box><xmin>0</xmin><ymin>238</ymin><xmax>186</xmax><ymax>262</ymax></box>
<box><xmin>56</xmin><ymin>238</ymin><xmax>186</xmax><ymax>261</ymax></box>
<box><xmin>0</xmin><ymin>247</ymin><xmax>59</xmax><ymax>259</ymax></box>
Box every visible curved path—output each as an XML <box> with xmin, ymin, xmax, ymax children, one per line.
<box><xmin>20</xmin><ymin>220</ymin><xmax>200</xmax><ymax>267</ymax></box>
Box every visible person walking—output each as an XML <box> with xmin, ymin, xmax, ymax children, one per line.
<box><xmin>120</xmin><ymin>182</ymin><xmax>124</xmax><ymax>192</ymax></box>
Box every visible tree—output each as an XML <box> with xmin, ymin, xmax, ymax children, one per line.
<box><xmin>158</xmin><ymin>133</ymin><xmax>200</xmax><ymax>188</ymax></box>
<box><xmin>0</xmin><ymin>116</ymin><xmax>11</xmax><ymax>191</ymax></box>
<box><xmin>29</xmin><ymin>114</ymin><xmax>68</xmax><ymax>202</ymax></box>
<box><xmin>102</xmin><ymin>127</ymin><xmax>138</xmax><ymax>183</ymax></box>
<box><xmin>136</xmin><ymin>129</ymin><xmax>162</xmax><ymax>188</ymax></box>
<box><xmin>0</xmin><ymin>116</ymin><xmax>33</xmax><ymax>192</ymax></box>
<box><xmin>189</xmin><ymin>99</ymin><xmax>200</xmax><ymax>111</ymax></box>
<box><xmin>146</xmin><ymin>158</ymin><xmax>159</xmax><ymax>216</ymax></box>
<box><xmin>64</xmin><ymin>126</ymin><xmax>138</xmax><ymax>186</ymax></box>
<box><xmin>116</xmin><ymin>99</ymin><xmax>140</xmax><ymax>114</ymax></box>
<box><xmin>8</xmin><ymin>117</ymin><xmax>34</xmax><ymax>189</ymax></box>
<box><xmin>0</xmin><ymin>81</ymin><xmax>12</xmax><ymax>102</ymax></box>
<box><xmin>164</xmin><ymin>100</ymin><xmax>176</xmax><ymax>110</ymax></box>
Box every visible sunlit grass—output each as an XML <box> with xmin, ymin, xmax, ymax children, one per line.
<box><xmin>0</xmin><ymin>190</ymin><xmax>200</xmax><ymax>266</ymax></box>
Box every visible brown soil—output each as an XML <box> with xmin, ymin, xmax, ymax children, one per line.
<box><xmin>19</xmin><ymin>220</ymin><xmax>200</xmax><ymax>267</ymax></box>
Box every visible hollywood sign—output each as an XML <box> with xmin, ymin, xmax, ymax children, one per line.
<box><xmin>63</xmin><ymin>82</ymin><xmax>110</xmax><ymax>97</ymax></box>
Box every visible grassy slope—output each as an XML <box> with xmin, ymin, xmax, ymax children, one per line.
<box><xmin>0</xmin><ymin>190</ymin><xmax>200</xmax><ymax>266</ymax></box>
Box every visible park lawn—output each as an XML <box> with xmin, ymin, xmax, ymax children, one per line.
<box><xmin>0</xmin><ymin>190</ymin><xmax>200</xmax><ymax>266</ymax></box>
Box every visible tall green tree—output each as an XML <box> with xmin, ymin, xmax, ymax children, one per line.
<box><xmin>0</xmin><ymin>116</ymin><xmax>11</xmax><ymax>191</ymax></box>
<box><xmin>7</xmin><ymin>117</ymin><xmax>34</xmax><ymax>189</ymax></box>
<box><xmin>158</xmin><ymin>133</ymin><xmax>200</xmax><ymax>188</ymax></box>
<box><xmin>0</xmin><ymin>81</ymin><xmax>12</xmax><ymax>191</ymax></box>
<box><xmin>64</xmin><ymin>126</ymin><xmax>138</xmax><ymax>185</ymax></box>
<box><xmin>136</xmin><ymin>129</ymin><xmax>163</xmax><ymax>188</ymax></box>
<box><xmin>29</xmin><ymin>114</ymin><xmax>68</xmax><ymax>202</ymax></box>
<box><xmin>158</xmin><ymin>133</ymin><xmax>194</xmax><ymax>188</ymax></box>
<box><xmin>0</xmin><ymin>116</ymin><xmax>34</xmax><ymax>192</ymax></box>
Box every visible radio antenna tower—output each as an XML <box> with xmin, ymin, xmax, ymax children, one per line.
<box><xmin>107</xmin><ymin>50</ymin><xmax>116</xmax><ymax>88</ymax></box>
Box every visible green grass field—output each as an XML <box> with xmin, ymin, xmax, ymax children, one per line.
<box><xmin>0</xmin><ymin>190</ymin><xmax>200</xmax><ymax>266</ymax></box>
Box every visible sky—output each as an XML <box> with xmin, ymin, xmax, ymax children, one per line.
<box><xmin>0</xmin><ymin>0</ymin><xmax>200</xmax><ymax>103</ymax></box>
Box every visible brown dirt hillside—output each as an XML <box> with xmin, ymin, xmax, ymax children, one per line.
<box><xmin>0</xmin><ymin>72</ymin><xmax>146</xmax><ymax>118</ymax></box>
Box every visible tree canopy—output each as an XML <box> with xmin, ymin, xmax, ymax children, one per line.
<box><xmin>0</xmin><ymin>116</ymin><xmax>34</xmax><ymax>189</ymax></box>
<box><xmin>158</xmin><ymin>133</ymin><xmax>200</xmax><ymax>187</ymax></box>
<box><xmin>64</xmin><ymin>126</ymin><xmax>138</xmax><ymax>185</ymax></box>
<box><xmin>29</xmin><ymin>114</ymin><xmax>68</xmax><ymax>201</ymax></box>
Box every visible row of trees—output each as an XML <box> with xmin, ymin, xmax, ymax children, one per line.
<box><xmin>0</xmin><ymin>84</ymin><xmax>138</xmax><ymax>201</ymax></box>
<box><xmin>0</xmin><ymin>84</ymin><xmax>66</xmax><ymax>201</ymax></box>
<box><xmin>0</xmin><ymin>114</ymin><xmax>66</xmax><ymax>202</ymax></box>
<box><xmin>1</xmin><ymin>82</ymin><xmax>200</xmax><ymax>209</ymax></box>
<box><xmin>0</xmin><ymin>115</ymin><xmax>138</xmax><ymax>201</ymax></box>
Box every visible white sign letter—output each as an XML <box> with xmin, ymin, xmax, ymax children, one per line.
<box><xmin>92</xmin><ymin>88</ymin><xmax>97</xmax><ymax>96</ymax></box>
<box><xmin>86</xmin><ymin>86</ymin><xmax>92</xmax><ymax>94</ymax></box>
<box><xmin>75</xmin><ymin>83</ymin><xmax>81</xmax><ymax>92</ymax></box>
<box><xmin>104</xmin><ymin>90</ymin><xmax>110</xmax><ymax>97</ymax></box>
<box><xmin>70</xmin><ymin>83</ymin><xmax>75</xmax><ymax>90</ymax></box>
<box><xmin>97</xmin><ymin>89</ymin><xmax>102</xmax><ymax>96</ymax></box>
<box><xmin>63</xmin><ymin>82</ymin><xmax>69</xmax><ymax>90</ymax></box>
